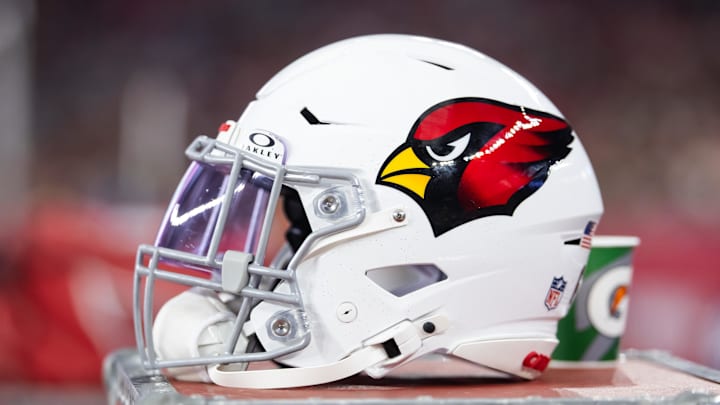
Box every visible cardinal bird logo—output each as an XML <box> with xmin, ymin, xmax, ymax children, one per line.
<box><xmin>377</xmin><ymin>97</ymin><xmax>574</xmax><ymax>236</ymax></box>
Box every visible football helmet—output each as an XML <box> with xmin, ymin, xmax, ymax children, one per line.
<box><xmin>133</xmin><ymin>34</ymin><xmax>603</xmax><ymax>388</ymax></box>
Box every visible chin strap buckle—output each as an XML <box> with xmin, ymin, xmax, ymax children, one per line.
<box><xmin>362</xmin><ymin>313</ymin><xmax>449</xmax><ymax>378</ymax></box>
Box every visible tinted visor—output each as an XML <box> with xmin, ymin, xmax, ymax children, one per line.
<box><xmin>155</xmin><ymin>161</ymin><xmax>271</xmax><ymax>271</ymax></box>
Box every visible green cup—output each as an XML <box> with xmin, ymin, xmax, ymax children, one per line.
<box><xmin>552</xmin><ymin>236</ymin><xmax>640</xmax><ymax>367</ymax></box>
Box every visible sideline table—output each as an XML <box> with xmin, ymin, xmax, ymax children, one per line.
<box><xmin>104</xmin><ymin>349</ymin><xmax>720</xmax><ymax>404</ymax></box>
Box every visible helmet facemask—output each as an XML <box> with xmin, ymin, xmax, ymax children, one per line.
<box><xmin>133</xmin><ymin>133</ymin><xmax>365</xmax><ymax>372</ymax></box>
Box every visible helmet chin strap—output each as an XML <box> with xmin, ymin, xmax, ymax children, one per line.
<box><xmin>208</xmin><ymin>345</ymin><xmax>389</xmax><ymax>389</ymax></box>
<box><xmin>208</xmin><ymin>319</ymin><xmax>430</xmax><ymax>389</ymax></box>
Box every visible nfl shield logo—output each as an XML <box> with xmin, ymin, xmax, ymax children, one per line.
<box><xmin>545</xmin><ymin>276</ymin><xmax>567</xmax><ymax>310</ymax></box>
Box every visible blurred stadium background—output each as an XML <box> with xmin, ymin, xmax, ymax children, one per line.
<box><xmin>0</xmin><ymin>0</ymin><xmax>718</xmax><ymax>396</ymax></box>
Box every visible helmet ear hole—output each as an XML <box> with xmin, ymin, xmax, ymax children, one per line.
<box><xmin>366</xmin><ymin>264</ymin><xmax>447</xmax><ymax>297</ymax></box>
<box><xmin>282</xmin><ymin>187</ymin><xmax>312</xmax><ymax>252</ymax></box>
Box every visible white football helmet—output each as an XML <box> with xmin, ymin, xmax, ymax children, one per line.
<box><xmin>133</xmin><ymin>34</ymin><xmax>603</xmax><ymax>388</ymax></box>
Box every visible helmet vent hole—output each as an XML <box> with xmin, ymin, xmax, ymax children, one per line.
<box><xmin>366</xmin><ymin>264</ymin><xmax>447</xmax><ymax>297</ymax></box>
<box><xmin>300</xmin><ymin>107</ymin><xmax>329</xmax><ymax>125</ymax></box>
<box><xmin>418</xmin><ymin>59</ymin><xmax>454</xmax><ymax>71</ymax></box>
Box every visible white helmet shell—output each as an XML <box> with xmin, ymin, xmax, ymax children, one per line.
<box><xmin>134</xmin><ymin>34</ymin><xmax>603</xmax><ymax>388</ymax></box>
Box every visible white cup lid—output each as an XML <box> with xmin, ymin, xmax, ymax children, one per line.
<box><xmin>592</xmin><ymin>235</ymin><xmax>640</xmax><ymax>248</ymax></box>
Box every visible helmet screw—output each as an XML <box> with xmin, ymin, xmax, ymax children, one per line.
<box><xmin>392</xmin><ymin>209</ymin><xmax>406</xmax><ymax>222</ymax></box>
<box><xmin>271</xmin><ymin>318</ymin><xmax>291</xmax><ymax>337</ymax></box>
<box><xmin>336</xmin><ymin>302</ymin><xmax>358</xmax><ymax>323</ymax></box>
<box><xmin>320</xmin><ymin>194</ymin><xmax>340</xmax><ymax>214</ymax></box>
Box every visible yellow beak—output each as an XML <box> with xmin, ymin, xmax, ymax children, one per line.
<box><xmin>378</xmin><ymin>146</ymin><xmax>431</xmax><ymax>199</ymax></box>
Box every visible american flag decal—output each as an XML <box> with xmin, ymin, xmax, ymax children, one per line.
<box><xmin>580</xmin><ymin>221</ymin><xmax>597</xmax><ymax>249</ymax></box>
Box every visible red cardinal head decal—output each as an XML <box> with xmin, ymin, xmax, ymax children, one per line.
<box><xmin>377</xmin><ymin>98</ymin><xmax>573</xmax><ymax>236</ymax></box>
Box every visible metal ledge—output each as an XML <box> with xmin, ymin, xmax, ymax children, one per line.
<box><xmin>103</xmin><ymin>349</ymin><xmax>720</xmax><ymax>405</ymax></box>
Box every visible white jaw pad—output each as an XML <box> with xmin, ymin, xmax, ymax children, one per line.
<box><xmin>153</xmin><ymin>288</ymin><xmax>248</xmax><ymax>382</ymax></box>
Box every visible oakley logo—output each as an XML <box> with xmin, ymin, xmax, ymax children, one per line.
<box><xmin>240</xmin><ymin>131</ymin><xmax>287</xmax><ymax>164</ymax></box>
<box><xmin>250</xmin><ymin>133</ymin><xmax>276</xmax><ymax>148</ymax></box>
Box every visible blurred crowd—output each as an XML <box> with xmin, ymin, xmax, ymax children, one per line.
<box><xmin>0</xmin><ymin>0</ymin><xmax>719</xmax><ymax>386</ymax></box>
